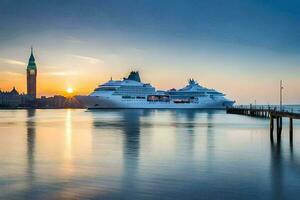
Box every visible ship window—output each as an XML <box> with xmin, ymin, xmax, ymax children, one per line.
<box><xmin>173</xmin><ymin>98</ymin><xmax>193</xmax><ymax>103</ymax></box>
<box><xmin>122</xmin><ymin>96</ymin><xmax>135</xmax><ymax>99</ymax></box>
<box><xmin>95</xmin><ymin>87</ymin><xmax>116</xmax><ymax>91</ymax></box>
<box><xmin>147</xmin><ymin>95</ymin><xmax>170</xmax><ymax>102</ymax></box>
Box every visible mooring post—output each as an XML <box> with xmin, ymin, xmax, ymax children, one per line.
<box><xmin>276</xmin><ymin>117</ymin><xmax>279</xmax><ymax>131</ymax></box>
<box><xmin>279</xmin><ymin>117</ymin><xmax>282</xmax><ymax>134</ymax></box>
<box><xmin>276</xmin><ymin>117</ymin><xmax>281</xmax><ymax>142</ymax></box>
<box><xmin>290</xmin><ymin>118</ymin><xmax>293</xmax><ymax>142</ymax></box>
<box><xmin>270</xmin><ymin>116</ymin><xmax>274</xmax><ymax>142</ymax></box>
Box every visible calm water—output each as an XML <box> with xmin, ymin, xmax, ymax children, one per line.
<box><xmin>0</xmin><ymin>109</ymin><xmax>300</xmax><ymax>200</ymax></box>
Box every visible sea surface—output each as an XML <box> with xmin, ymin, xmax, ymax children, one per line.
<box><xmin>0</xmin><ymin>109</ymin><xmax>300</xmax><ymax>200</ymax></box>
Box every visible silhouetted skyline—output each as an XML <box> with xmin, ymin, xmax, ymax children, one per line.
<box><xmin>0</xmin><ymin>0</ymin><xmax>299</xmax><ymax>103</ymax></box>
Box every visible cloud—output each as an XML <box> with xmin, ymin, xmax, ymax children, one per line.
<box><xmin>69</xmin><ymin>54</ymin><xmax>103</xmax><ymax>64</ymax></box>
<box><xmin>2</xmin><ymin>71</ymin><xmax>24</xmax><ymax>76</ymax></box>
<box><xmin>0</xmin><ymin>58</ymin><xmax>26</xmax><ymax>66</ymax></box>
<box><xmin>44</xmin><ymin>71</ymin><xmax>78</xmax><ymax>76</ymax></box>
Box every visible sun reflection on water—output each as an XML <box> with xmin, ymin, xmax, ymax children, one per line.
<box><xmin>0</xmin><ymin>109</ymin><xmax>300</xmax><ymax>199</ymax></box>
<box><xmin>62</xmin><ymin>109</ymin><xmax>73</xmax><ymax>178</ymax></box>
<box><xmin>65</xmin><ymin>109</ymin><xmax>72</xmax><ymax>161</ymax></box>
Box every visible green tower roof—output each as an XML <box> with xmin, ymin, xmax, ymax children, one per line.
<box><xmin>27</xmin><ymin>47</ymin><xmax>36</xmax><ymax>69</ymax></box>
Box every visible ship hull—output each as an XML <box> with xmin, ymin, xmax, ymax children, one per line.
<box><xmin>76</xmin><ymin>95</ymin><xmax>234</xmax><ymax>109</ymax></box>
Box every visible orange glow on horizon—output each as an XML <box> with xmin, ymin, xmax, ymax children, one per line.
<box><xmin>0</xmin><ymin>68</ymin><xmax>299</xmax><ymax>104</ymax></box>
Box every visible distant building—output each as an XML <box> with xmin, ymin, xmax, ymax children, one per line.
<box><xmin>53</xmin><ymin>95</ymin><xmax>66</xmax><ymax>107</ymax></box>
<box><xmin>27</xmin><ymin>47</ymin><xmax>37</xmax><ymax>99</ymax></box>
<box><xmin>0</xmin><ymin>87</ymin><xmax>31</xmax><ymax>107</ymax></box>
<box><xmin>0</xmin><ymin>48</ymin><xmax>37</xmax><ymax>108</ymax></box>
<box><xmin>0</xmin><ymin>48</ymin><xmax>83</xmax><ymax>108</ymax></box>
<box><xmin>37</xmin><ymin>95</ymin><xmax>83</xmax><ymax>108</ymax></box>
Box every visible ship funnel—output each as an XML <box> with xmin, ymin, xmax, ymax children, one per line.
<box><xmin>126</xmin><ymin>71</ymin><xmax>141</xmax><ymax>82</ymax></box>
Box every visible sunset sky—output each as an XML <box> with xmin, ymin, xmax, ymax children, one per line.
<box><xmin>0</xmin><ymin>0</ymin><xmax>299</xmax><ymax>104</ymax></box>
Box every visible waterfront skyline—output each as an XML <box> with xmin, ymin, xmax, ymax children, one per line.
<box><xmin>0</xmin><ymin>0</ymin><xmax>300</xmax><ymax>104</ymax></box>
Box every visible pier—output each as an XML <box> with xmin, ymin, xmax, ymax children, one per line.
<box><xmin>227</xmin><ymin>107</ymin><xmax>300</xmax><ymax>142</ymax></box>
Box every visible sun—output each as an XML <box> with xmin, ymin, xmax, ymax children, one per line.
<box><xmin>66</xmin><ymin>87</ymin><xmax>74</xmax><ymax>94</ymax></box>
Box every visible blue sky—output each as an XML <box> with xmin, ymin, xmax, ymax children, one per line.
<box><xmin>0</xmin><ymin>0</ymin><xmax>299</xmax><ymax>103</ymax></box>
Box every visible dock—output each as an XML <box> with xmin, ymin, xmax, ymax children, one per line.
<box><xmin>227</xmin><ymin>107</ymin><xmax>300</xmax><ymax>142</ymax></box>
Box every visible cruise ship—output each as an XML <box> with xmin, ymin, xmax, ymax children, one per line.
<box><xmin>76</xmin><ymin>71</ymin><xmax>235</xmax><ymax>109</ymax></box>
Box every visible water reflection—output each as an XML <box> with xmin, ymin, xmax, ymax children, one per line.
<box><xmin>91</xmin><ymin>109</ymin><xmax>222</xmax><ymax>197</ymax></box>
<box><xmin>1</xmin><ymin>109</ymin><xmax>300</xmax><ymax>199</ymax></box>
<box><xmin>64</xmin><ymin>109</ymin><xmax>73</xmax><ymax>161</ymax></box>
<box><xmin>91</xmin><ymin>109</ymin><xmax>151</xmax><ymax>198</ymax></box>
<box><xmin>270</xmin><ymin>135</ymin><xmax>300</xmax><ymax>200</ymax></box>
<box><xmin>171</xmin><ymin>110</ymin><xmax>197</xmax><ymax>159</ymax></box>
<box><xmin>206</xmin><ymin>111</ymin><xmax>216</xmax><ymax>170</ymax></box>
<box><xmin>171</xmin><ymin>110</ymin><xmax>217</xmax><ymax>166</ymax></box>
<box><xmin>121</xmin><ymin>110</ymin><xmax>145</xmax><ymax>198</ymax></box>
<box><xmin>270</xmin><ymin>141</ymin><xmax>283</xmax><ymax>200</ymax></box>
<box><xmin>26</xmin><ymin>109</ymin><xmax>36</xmax><ymax>182</ymax></box>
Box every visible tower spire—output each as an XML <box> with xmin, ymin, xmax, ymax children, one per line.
<box><xmin>28</xmin><ymin>46</ymin><xmax>36</xmax><ymax>64</ymax></box>
<box><xmin>27</xmin><ymin>47</ymin><xmax>37</xmax><ymax>99</ymax></box>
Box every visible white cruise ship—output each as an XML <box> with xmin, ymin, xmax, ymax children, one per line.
<box><xmin>76</xmin><ymin>71</ymin><xmax>235</xmax><ymax>109</ymax></box>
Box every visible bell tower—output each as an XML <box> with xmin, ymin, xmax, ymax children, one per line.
<box><xmin>27</xmin><ymin>47</ymin><xmax>37</xmax><ymax>99</ymax></box>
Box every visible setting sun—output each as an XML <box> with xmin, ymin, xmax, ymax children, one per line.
<box><xmin>66</xmin><ymin>87</ymin><xmax>74</xmax><ymax>94</ymax></box>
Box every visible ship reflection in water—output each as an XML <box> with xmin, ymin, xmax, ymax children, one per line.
<box><xmin>0</xmin><ymin>109</ymin><xmax>300</xmax><ymax>199</ymax></box>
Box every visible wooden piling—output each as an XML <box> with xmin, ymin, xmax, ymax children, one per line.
<box><xmin>276</xmin><ymin>117</ymin><xmax>279</xmax><ymax>132</ymax></box>
<box><xmin>279</xmin><ymin>117</ymin><xmax>282</xmax><ymax>134</ymax></box>
<box><xmin>290</xmin><ymin>118</ymin><xmax>293</xmax><ymax>141</ymax></box>
<box><xmin>276</xmin><ymin>117</ymin><xmax>281</xmax><ymax>142</ymax></box>
<box><xmin>226</xmin><ymin>107</ymin><xmax>299</xmax><ymax>142</ymax></box>
<box><xmin>270</xmin><ymin>116</ymin><xmax>274</xmax><ymax>142</ymax></box>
